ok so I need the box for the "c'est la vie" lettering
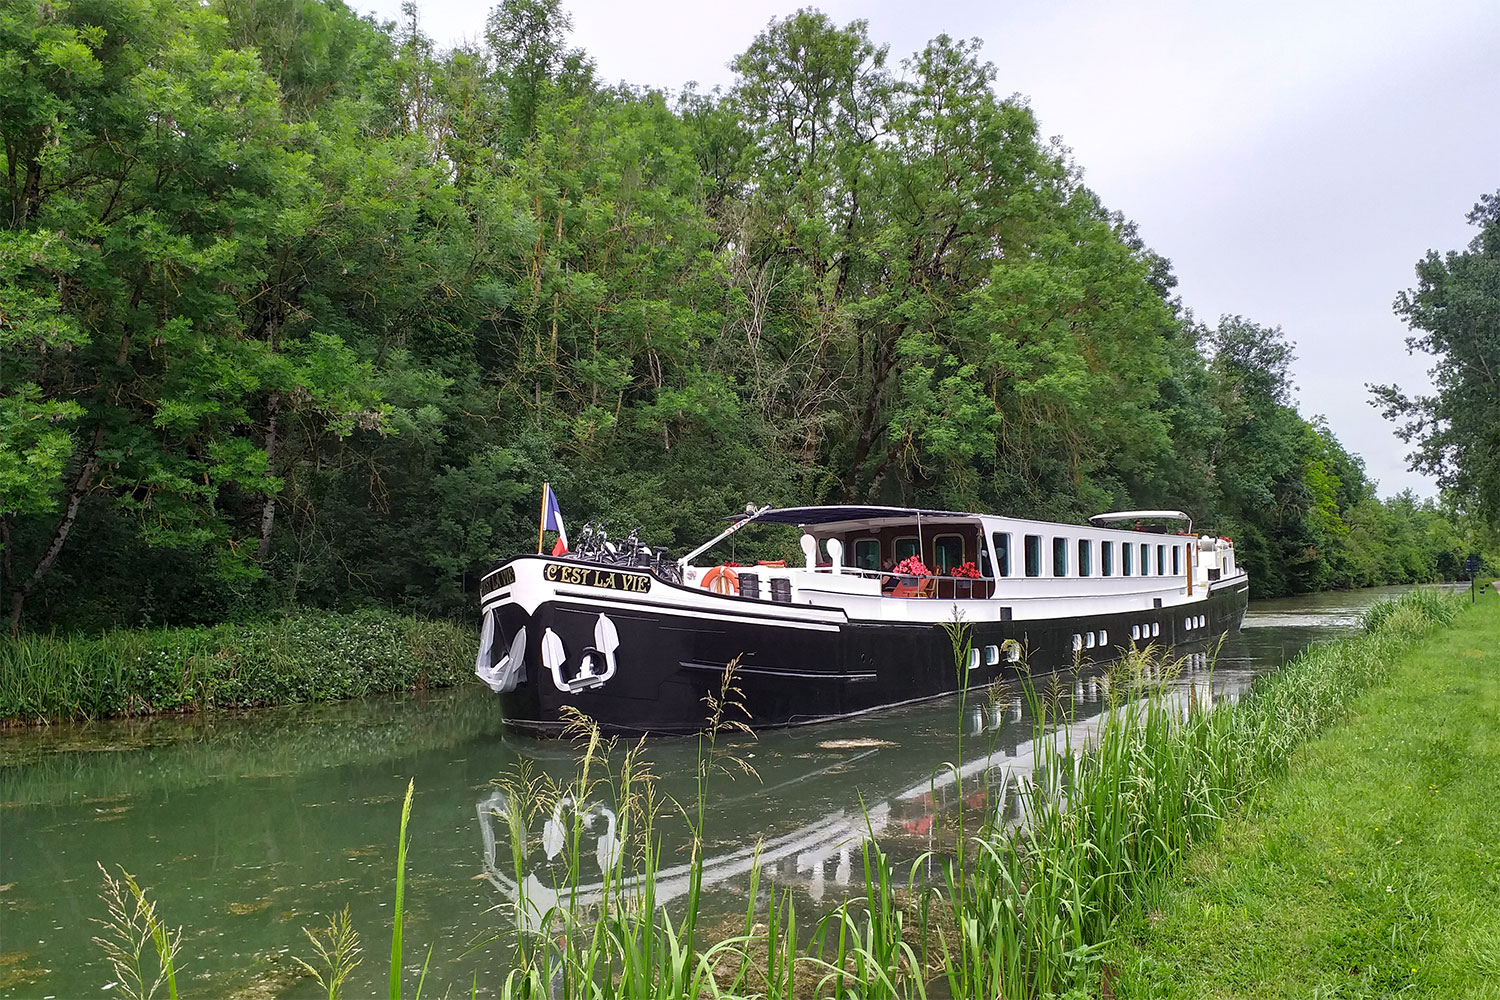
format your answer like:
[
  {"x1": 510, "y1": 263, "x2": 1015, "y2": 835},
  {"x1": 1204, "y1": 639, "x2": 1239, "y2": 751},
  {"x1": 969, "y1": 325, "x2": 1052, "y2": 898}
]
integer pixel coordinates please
[{"x1": 543, "y1": 563, "x2": 651, "y2": 593}]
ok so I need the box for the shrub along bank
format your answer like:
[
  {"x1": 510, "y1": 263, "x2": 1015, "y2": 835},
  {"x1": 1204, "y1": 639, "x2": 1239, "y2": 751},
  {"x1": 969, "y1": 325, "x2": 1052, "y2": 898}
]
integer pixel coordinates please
[
  {"x1": 0, "y1": 611, "x2": 478, "y2": 724},
  {"x1": 1106, "y1": 587, "x2": 1500, "y2": 999}
]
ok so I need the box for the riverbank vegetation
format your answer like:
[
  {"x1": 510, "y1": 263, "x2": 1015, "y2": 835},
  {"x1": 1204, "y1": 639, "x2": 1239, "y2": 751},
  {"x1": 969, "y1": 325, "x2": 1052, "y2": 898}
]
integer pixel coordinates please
[
  {"x1": 94, "y1": 588, "x2": 1461, "y2": 996},
  {"x1": 2, "y1": 0, "x2": 1490, "y2": 639},
  {"x1": 1106, "y1": 586, "x2": 1499, "y2": 998},
  {"x1": 0, "y1": 610, "x2": 474, "y2": 724}
]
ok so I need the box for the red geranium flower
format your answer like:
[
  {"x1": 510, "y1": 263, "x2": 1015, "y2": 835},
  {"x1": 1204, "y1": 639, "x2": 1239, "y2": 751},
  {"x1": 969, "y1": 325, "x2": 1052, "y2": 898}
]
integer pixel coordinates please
[{"x1": 893, "y1": 556, "x2": 931, "y2": 577}]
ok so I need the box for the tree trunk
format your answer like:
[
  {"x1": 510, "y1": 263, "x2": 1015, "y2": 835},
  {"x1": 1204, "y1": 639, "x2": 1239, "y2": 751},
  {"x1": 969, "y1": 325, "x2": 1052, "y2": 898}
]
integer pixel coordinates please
[
  {"x1": 8, "y1": 424, "x2": 103, "y2": 637},
  {"x1": 1, "y1": 515, "x2": 15, "y2": 629},
  {"x1": 256, "y1": 391, "x2": 280, "y2": 561}
]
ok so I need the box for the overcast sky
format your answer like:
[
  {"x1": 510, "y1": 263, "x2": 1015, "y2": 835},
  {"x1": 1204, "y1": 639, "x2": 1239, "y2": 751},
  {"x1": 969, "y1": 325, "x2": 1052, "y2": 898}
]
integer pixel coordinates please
[{"x1": 365, "y1": 0, "x2": 1500, "y2": 499}]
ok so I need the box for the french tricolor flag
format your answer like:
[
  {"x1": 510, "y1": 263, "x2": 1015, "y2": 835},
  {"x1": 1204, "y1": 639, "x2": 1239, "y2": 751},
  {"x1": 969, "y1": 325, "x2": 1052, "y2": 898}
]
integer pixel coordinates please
[{"x1": 539, "y1": 482, "x2": 568, "y2": 555}]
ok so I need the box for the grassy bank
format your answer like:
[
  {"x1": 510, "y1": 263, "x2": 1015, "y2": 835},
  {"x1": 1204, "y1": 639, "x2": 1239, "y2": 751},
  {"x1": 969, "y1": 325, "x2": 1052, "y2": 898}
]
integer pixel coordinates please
[
  {"x1": 1106, "y1": 588, "x2": 1500, "y2": 998},
  {"x1": 0, "y1": 611, "x2": 478, "y2": 724}
]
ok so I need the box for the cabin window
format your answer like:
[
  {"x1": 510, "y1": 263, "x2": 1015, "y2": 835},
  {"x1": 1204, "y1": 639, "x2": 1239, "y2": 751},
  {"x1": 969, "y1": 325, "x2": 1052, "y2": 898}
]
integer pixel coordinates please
[
  {"x1": 1101, "y1": 541, "x2": 1114, "y2": 576},
  {"x1": 852, "y1": 538, "x2": 880, "y2": 571},
  {"x1": 979, "y1": 543, "x2": 993, "y2": 578},
  {"x1": 1077, "y1": 539, "x2": 1092, "y2": 577},
  {"x1": 1052, "y1": 537, "x2": 1068, "y2": 577},
  {"x1": 1122, "y1": 542, "x2": 1133, "y2": 576},
  {"x1": 1154, "y1": 544, "x2": 1164, "y2": 575},
  {"x1": 992, "y1": 532, "x2": 1012, "y2": 577},
  {"x1": 934, "y1": 534, "x2": 965, "y2": 573},
  {"x1": 1024, "y1": 535, "x2": 1042, "y2": 577},
  {"x1": 1140, "y1": 543, "x2": 1150, "y2": 576},
  {"x1": 894, "y1": 536, "x2": 920, "y2": 562},
  {"x1": 1172, "y1": 545, "x2": 1181, "y2": 575}
]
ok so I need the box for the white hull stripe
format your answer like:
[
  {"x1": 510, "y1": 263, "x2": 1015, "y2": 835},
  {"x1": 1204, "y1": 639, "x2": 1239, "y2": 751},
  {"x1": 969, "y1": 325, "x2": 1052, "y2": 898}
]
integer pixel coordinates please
[{"x1": 484, "y1": 590, "x2": 845, "y2": 632}]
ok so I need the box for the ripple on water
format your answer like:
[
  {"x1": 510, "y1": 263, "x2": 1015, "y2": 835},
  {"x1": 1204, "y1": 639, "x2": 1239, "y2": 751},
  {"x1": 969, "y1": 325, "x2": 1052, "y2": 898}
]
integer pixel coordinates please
[{"x1": 1244, "y1": 612, "x2": 1364, "y2": 629}]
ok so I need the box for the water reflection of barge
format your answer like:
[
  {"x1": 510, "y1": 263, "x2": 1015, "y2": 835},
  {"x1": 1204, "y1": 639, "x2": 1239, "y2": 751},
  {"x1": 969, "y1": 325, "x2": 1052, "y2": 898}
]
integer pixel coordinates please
[
  {"x1": 476, "y1": 506, "x2": 1248, "y2": 735},
  {"x1": 476, "y1": 654, "x2": 1223, "y2": 923}
]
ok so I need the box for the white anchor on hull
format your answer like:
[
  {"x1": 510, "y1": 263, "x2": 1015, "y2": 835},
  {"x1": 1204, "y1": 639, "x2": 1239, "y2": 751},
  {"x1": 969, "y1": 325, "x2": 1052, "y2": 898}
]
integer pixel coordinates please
[
  {"x1": 475, "y1": 614, "x2": 528, "y2": 693},
  {"x1": 542, "y1": 614, "x2": 620, "y2": 693}
]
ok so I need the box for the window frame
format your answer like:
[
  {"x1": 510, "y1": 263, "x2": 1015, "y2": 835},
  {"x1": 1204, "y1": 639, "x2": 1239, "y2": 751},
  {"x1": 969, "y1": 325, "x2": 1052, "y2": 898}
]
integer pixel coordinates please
[
  {"x1": 1024, "y1": 534, "x2": 1043, "y2": 577},
  {"x1": 1052, "y1": 536, "x2": 1069, "y2": 578},
  {"x1": 1077, "y1": 538, "x2": 1092, "y2": 577},
  {"x1": 852, "y1": 537, "x2": 881, "y2": 572},
  {"x1": 893, "y1": 535, "x2": 920, "y2": 563},
  {"x1": 1101, "y1": 540, "x2": 1114, "y2": 577},
  {"x1": 992, "y1": 531, "x2": 1012, "y2": 578}
]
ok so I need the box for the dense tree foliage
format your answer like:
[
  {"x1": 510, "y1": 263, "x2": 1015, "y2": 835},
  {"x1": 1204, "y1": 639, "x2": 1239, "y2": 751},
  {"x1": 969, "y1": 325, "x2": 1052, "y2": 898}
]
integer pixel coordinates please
[{"x1": 0, "y1": 0, "x2": 1481, "y2": 632}]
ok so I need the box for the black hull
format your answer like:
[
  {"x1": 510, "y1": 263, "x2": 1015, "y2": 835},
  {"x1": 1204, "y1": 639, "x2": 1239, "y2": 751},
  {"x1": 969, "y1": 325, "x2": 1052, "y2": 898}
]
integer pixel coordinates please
[{"x1": 483, "y1": 564, "x2": 1250, "y2": 737}]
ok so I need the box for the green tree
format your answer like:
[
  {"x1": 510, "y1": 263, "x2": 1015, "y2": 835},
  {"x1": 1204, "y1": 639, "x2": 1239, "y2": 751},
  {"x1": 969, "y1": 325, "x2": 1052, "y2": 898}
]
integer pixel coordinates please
[
  {"x1": 1373, "y1": 192, "x2": 1500, "y2": 523},
  {"x1": 0, "y1": 0, "x2": 378, "y2": 631}
]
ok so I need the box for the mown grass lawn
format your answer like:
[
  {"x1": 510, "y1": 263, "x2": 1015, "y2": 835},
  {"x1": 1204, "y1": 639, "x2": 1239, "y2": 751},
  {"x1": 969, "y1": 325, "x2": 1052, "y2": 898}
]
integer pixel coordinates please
[{"x1": 1107, "y1": 587, "x2": 1500, "y2": 999}]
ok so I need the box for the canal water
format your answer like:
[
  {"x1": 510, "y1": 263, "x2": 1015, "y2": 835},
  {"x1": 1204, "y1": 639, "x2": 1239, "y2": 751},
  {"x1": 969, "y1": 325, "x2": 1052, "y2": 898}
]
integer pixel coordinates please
[{"x1": 0, "y1": 586, "x2": 1426, "y2": 997}]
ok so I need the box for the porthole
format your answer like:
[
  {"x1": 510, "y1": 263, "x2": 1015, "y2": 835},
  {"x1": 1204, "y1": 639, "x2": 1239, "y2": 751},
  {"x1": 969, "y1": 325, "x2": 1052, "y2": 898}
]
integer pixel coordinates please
[
  {"x1": 1098, "y1": 629, "x2": 1107, "y2": 645},
  {"x1": 985, "y1": 644, "x2": 1000, "y2": 666},
  {"x1": 1072, "y1": 633, "x2": 1083, "y2": 652},
  {"x1": 1085, "y1": 631, "x2": 1096, "y2": 649},
  {"x1": 1002, "y1": 639, "x2": 1022, "y2": 663},
  {"x1": 1130, "y1": 625, "x2": 1140, "y2": 641},
  {"x1": 967, "y1": 648, "x2": 981, "y2": 671},
  {"x1": 1151, "y1": 622, "x2": 1160, "y2": 638}
]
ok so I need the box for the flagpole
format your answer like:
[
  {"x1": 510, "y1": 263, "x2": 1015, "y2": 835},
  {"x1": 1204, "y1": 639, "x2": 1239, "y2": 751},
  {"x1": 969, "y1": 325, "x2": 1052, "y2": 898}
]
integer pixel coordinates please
[{"x1": 538, "y1": 482, "x2": 548, "y2": 554}]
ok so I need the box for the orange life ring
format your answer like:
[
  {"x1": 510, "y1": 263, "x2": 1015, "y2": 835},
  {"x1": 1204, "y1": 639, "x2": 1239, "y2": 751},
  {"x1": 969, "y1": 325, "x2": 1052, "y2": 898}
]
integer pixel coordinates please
[{"x1": 700, "y1": 565, "x2": 740, "y2": 595}]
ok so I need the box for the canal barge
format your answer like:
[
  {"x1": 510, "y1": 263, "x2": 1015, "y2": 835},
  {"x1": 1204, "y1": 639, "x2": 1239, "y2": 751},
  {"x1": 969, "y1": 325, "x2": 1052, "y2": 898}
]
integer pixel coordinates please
[{"x1": 475, "y1": 505, "x2": 1249, "y2": 735}]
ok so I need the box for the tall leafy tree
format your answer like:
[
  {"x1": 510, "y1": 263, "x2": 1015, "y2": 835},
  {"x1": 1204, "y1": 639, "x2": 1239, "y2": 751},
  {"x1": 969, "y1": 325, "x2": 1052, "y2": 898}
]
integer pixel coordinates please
[
  {"x1": 0, "y1": 0, "x2": 378, "y2": 631},
  {"x1": 1373, "y1": 192, "x2": 1500, "y2": 522}
]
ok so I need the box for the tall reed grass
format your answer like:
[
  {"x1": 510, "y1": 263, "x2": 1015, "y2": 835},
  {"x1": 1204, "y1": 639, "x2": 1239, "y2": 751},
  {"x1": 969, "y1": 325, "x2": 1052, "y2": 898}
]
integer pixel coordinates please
[
  {"x1": 1, "y1": 611, "x2": 476, "y2": 723},
  {"x1": 93, "y1": 864, "x2": 183, "y2": 1000}
]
